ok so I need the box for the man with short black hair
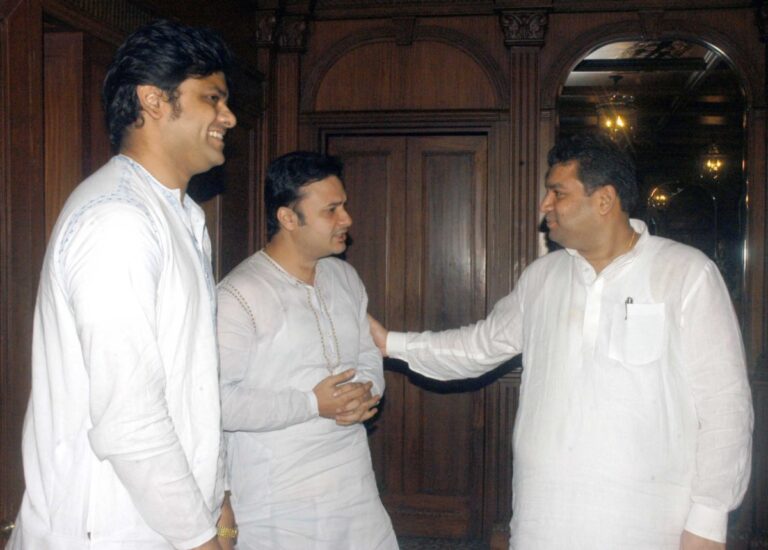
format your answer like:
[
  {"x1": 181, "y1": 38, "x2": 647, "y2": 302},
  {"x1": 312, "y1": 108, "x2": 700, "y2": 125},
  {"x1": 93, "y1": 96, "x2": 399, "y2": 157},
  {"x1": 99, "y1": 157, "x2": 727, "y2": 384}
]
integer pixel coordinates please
[
  {"x1": 217, "y1": 151, "x2": 398, "y2": 549},
  {"x1": 10, "y1": 19, "x2": 237, "y2": 549},
  {"x1": 370, "y1": 133, "x2": 753, "y2": 550}
]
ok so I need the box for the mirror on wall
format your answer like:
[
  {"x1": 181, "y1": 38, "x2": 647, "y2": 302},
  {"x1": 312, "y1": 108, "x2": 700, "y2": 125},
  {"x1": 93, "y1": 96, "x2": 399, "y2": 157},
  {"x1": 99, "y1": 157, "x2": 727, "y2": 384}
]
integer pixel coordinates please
[{"x1": 557, "y1": 39, "x2": 747, "y2": 309}]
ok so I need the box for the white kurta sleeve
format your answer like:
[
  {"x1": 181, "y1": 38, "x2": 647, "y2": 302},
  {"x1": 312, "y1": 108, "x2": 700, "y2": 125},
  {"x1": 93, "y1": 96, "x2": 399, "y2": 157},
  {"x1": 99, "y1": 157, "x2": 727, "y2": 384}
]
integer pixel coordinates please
[
  {"x1": 62, "y1": 203, "x2": 216, "y2": 549},
  {"x1": 217, "y1": 283, "x2": 318, "y2": 432},
  {"x1": 351, "y1": 272, "x2": 386, "y2": 396},
  {"x1": 680, "y1": 262, "x2": 753, "y2": 542},
  {"x1": 386, "y1": 284, "x2": 525, "y2": 381}
]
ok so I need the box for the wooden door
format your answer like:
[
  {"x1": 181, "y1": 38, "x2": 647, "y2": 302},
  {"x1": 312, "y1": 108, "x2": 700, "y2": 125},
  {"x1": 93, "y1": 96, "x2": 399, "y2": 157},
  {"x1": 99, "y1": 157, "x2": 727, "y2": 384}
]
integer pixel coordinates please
[{"x1": 328, "y1": 134, "x2": 488, "y2": 539}]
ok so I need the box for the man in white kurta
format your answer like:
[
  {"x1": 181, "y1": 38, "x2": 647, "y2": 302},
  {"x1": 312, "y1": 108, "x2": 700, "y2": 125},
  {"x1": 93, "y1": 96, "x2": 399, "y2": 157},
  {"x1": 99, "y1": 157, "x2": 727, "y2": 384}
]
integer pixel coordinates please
[
  {"x1": 372, "y1": 134, "x2": 753, "y2": 550},
  {"x1": 217, "y1": 151, "x2": 397, "y2": 549},
  {"x1": 9, "y1": 21, "x2": 238, "y2": 549}
]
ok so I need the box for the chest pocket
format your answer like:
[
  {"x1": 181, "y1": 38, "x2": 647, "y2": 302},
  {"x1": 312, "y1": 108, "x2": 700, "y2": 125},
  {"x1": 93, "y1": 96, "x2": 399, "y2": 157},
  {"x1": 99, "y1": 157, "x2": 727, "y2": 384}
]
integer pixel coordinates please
[{"x1": 608, "y1": 302, "x2": 666, "y2": 365}]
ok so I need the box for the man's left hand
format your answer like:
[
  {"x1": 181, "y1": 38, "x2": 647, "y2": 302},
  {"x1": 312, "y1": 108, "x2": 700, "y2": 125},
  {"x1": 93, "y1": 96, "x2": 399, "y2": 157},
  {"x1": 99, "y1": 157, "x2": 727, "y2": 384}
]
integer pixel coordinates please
[
  {"x1": 334, "y1": 385, "x2": 380, "y2": 426},
  {"x1": 680, "y1": 530, "x2": 725, "y2": 550}
]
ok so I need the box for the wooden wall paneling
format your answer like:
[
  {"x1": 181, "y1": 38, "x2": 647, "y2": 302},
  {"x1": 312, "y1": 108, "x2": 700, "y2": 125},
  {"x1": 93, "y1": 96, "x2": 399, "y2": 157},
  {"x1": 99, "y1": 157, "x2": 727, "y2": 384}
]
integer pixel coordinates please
[
  {"x1": 485, "y1": 374, "x2": 520, "y2": 550},
  {"x1": 325, "y1": 135, "x2": 408, "y2": 498},
  {"x1": 750, "y1": 377, "x2": 768, "y2": 549},
  {"x1": 82, "y1": 33, "x2": 114, "y2": 176},
  {"x1": 218, "y1": 123, "x2": 260, "y2": 278},
  {"x1": 0, "y1": 0, "x2": 44, "y2": 531},
  {"x1": 44, "y1": 31, "x2": 83, "y2": 239}
]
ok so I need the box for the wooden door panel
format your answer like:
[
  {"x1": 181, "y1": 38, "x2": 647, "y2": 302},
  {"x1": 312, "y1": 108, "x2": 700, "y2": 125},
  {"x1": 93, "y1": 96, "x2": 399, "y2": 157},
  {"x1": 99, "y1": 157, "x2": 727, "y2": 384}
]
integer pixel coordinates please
[
  {"x1": 326, "y1": 133, "x2": 488, "y2": 539},
  {"x1": 400, "y1": 136, "x2": 487, "y2": 537}
]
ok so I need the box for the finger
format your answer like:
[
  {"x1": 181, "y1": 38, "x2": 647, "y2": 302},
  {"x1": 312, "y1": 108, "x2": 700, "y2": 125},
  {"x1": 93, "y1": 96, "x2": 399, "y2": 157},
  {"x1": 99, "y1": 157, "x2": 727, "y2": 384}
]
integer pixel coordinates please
[
  {"x1": 332, "y1": 382, "x2": 365, "y2": 397},
  {"x1": 326, "y1": 368, "x2": 356, "y2": 386},
  {"x1": 332, "y1": 380, "x2": 372, "y2": 398}
]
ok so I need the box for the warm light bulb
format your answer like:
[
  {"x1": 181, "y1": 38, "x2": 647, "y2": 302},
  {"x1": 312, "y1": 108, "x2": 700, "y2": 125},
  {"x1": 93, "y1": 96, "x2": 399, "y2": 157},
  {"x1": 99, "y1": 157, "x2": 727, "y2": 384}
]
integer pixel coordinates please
[{"x1": 616, "y1": 116, "x2": 625, "y2": 128}]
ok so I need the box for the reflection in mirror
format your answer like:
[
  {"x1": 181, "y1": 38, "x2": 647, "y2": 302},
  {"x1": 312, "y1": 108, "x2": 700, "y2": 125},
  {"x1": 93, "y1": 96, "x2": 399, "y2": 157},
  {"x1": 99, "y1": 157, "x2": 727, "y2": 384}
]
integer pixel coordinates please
[{"x1": 558, "y1": 39, "x2": 747, "y2": 310}]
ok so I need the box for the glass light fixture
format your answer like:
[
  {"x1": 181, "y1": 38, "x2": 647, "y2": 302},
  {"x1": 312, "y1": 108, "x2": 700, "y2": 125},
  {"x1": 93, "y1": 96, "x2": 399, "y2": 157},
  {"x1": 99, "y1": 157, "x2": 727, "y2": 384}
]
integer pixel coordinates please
[
  {"x1": 596, "y1": 75, "x2": 637, "y2": 146},
  {"x1": 701, "y1": 143, "x2": 726, "y2": 180}
]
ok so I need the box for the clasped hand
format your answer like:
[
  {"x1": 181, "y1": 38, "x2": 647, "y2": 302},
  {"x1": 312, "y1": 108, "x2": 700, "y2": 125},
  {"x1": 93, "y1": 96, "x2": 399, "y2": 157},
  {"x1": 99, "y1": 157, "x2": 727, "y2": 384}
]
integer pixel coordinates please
[{"x1": 314, "y1": 369, "x2": 380, "y2": 425}]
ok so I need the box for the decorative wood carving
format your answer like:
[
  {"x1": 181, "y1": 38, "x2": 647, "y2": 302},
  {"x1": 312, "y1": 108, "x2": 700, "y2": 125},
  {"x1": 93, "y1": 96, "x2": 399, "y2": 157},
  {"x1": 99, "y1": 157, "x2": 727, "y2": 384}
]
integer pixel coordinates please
[
  {"x1": 500, "y1": 11, "x2": 547, "y2": 47},
  {"x1": 393, "y1": 16, "x2": 416, "y2": 46},
  {"x1": 47, "y1": 0, "x2": 152, "y2": 35},
  {"x1": 254, "y1": 11, "x2": 278, "y2": 45},
  {"x1": 277, "y1": 15, "x2": 309, "y2": 52},
  {"x1": 638, "y1": 10, "x2": 665, "y2": 40}
]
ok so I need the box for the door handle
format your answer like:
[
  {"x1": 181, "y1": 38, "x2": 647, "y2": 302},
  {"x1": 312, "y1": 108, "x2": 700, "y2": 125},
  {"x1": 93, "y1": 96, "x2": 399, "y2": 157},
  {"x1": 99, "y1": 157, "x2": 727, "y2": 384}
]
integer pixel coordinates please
[{"x1": 0, "y1": 519, "x2": 14, "y2": 538}]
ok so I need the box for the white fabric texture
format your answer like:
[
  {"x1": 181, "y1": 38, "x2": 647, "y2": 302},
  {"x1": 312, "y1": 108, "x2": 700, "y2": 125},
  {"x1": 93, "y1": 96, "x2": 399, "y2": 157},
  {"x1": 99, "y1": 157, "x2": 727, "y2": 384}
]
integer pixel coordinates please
[
  {"x1": 217, "y1": 252, "x2": 398, "y2": 549},
  {"x1": 387, "y1": 220, "x2": 753, "y2": 550},
  {"x1": 9, "y1": 155, "x2": 223, "y2": 549}
]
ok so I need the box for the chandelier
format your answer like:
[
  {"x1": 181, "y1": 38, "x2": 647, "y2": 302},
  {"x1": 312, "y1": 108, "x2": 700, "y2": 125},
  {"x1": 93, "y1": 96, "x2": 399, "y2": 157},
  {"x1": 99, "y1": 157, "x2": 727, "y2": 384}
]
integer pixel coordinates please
[{"x1": 596, "y1": 75, "x2": 637, "y2": 145}]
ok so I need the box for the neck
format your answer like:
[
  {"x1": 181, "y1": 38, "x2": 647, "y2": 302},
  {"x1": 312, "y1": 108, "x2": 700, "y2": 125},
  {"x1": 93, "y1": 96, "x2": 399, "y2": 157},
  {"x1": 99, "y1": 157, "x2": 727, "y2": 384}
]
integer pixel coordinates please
[
  {"x1": 121, "y1": 138, "x2": 189, "y2": 199},
  {"x1": 580, "y1": 220, "x2": 636, "y2": 274},
  {"x1": 263, "y1": 238, "x2": 317, "y2": 284}
]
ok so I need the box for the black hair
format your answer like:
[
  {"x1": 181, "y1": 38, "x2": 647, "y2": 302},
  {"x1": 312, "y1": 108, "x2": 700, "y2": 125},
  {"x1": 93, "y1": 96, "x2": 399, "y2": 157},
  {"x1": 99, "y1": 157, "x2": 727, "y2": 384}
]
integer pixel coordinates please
[
  {"x1": 102, "y1": 19, "x2": 233, "y2": 150},
  {"x1": 265, "y1": 152, "x2": 344, "y2": 240},
  {"x1": 547, "y1": 132, "x2": 639, "y2": 214}
]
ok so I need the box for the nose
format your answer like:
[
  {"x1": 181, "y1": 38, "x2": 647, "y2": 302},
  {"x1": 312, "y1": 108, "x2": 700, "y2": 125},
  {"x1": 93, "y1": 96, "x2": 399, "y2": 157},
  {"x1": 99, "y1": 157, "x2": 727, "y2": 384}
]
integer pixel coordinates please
[
  {"x1": 219, "y1": 102, "x2": 237, "y2": 129},
  {"x1": 539, "y1": 190, "x2": 553, "y2": 214},
  {"x1": 339, "y1": 207, "x2": 352, "y2": 228}
]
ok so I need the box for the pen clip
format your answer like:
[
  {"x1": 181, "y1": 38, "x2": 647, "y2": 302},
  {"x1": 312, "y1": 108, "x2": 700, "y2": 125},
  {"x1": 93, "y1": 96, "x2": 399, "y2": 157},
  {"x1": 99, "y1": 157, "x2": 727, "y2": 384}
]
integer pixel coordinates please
[{"x1": 624, "y1": 297, "x2": 633, "y2": 320}]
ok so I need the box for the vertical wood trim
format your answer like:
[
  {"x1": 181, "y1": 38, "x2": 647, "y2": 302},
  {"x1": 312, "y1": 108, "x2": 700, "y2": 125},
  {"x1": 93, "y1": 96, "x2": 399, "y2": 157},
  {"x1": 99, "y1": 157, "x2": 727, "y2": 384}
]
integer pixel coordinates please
[
  {"x1": 746, "y1": 107, "x2": 767, "y2": 367},
  {"x1": 44, "y1": 31, "x2": 84, "y2": 239},
  {"x1": 0, "y1": 0, "x2": 44, "y2": 522},
  {"x1": 509, "y1": 47, "x2": 541, "y2": 288},
  {"x1": 274, "y1": 53, "x2": 300, "y2": 157}
]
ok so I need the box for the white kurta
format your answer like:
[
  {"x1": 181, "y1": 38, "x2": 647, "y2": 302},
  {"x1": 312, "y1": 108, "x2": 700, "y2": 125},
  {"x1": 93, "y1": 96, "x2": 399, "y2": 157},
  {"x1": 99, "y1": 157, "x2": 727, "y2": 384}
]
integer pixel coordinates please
[
  {"x1": 9, "y1": 156, "x2": 224, "y2": 549},
  {"x1": 387, "y1": 220, "x2": 753, "y2": 550},
  {"x1": 217, "y1": 252, "x2": 397, "y2": 550}
]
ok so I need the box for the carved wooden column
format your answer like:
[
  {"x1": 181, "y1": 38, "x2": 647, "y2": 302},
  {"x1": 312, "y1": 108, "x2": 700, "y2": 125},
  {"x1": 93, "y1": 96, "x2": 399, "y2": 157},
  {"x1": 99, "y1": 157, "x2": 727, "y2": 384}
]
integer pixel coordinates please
[
  {"x1": 484, "y1": 11, "x2": 548, "y2": 549},
  {"x1": 273, "y1": 15, "x2": 308, "y2": 157},
  {"x1": 501, "y1": 10, "x2": 548, "y2": 284}
]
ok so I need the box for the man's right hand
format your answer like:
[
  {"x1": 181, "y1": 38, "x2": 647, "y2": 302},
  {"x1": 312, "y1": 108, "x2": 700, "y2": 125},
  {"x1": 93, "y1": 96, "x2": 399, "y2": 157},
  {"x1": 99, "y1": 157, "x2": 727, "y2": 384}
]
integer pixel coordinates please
[{"x1": 367, "y1": 314, "x2": 388, "y2": 356}]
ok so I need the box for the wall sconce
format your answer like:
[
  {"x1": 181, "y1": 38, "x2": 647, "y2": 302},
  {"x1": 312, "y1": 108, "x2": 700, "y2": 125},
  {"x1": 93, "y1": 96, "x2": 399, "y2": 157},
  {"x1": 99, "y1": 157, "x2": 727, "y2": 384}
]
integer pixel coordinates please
[{"x1": 701, "y1": 143, "x2": 726, "y2": 180}]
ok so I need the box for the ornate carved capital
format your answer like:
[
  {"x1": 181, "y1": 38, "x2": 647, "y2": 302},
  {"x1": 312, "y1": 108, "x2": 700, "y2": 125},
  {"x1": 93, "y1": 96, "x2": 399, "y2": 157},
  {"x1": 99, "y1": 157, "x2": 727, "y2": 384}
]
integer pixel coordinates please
[
  {"x1": 500, "y1": 11, "x2": 547, "y2": 47},
  {"x1": 638, "y1": 10, "x2": 665, "y2": 41},
  {"x1": 277, "y1": 16, "x2": 309, "y2": 53},
  {"x1": 254, "y1": 12, "x2": 278, "y2": 46}
]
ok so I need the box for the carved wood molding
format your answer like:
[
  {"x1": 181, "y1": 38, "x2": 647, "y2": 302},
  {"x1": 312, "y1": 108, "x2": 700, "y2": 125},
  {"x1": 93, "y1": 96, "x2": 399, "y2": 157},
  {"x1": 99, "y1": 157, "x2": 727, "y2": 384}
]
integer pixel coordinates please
[
  {"x1": 300, "y1": 23, "x2": 509, "y2": 111},
  {"x1": 393, "y1": 16, "x2": 416, "y2": 46},
  {"x1": 276, "y1": 15, "x2": 309, "y2": 52},
  {"x1": 637, "y1": 10, "x2": 665, "y2": 40},
  {"x1": 44, "y1": 0, "x2": 152, "y2": 38},
  {"x1": 253, "y1": 11, "x2": 278, "y2": 46},
  {"x1": 499, "y1": 10, "x2": 548, "y2": 47}
]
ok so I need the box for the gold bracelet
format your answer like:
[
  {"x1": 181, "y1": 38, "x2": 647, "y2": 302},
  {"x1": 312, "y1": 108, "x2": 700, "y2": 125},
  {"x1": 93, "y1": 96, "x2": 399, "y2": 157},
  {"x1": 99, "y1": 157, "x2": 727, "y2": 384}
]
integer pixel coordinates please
[{"x1": 217, "y1": 525, "x2": 238, "y2": 539}]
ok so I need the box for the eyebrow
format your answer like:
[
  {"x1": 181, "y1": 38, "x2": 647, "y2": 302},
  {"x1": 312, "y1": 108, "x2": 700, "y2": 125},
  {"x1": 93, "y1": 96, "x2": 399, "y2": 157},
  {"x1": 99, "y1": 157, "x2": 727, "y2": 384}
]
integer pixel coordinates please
[{"x1": 544, "y1": 181, "x2": 564, "y2": 190}]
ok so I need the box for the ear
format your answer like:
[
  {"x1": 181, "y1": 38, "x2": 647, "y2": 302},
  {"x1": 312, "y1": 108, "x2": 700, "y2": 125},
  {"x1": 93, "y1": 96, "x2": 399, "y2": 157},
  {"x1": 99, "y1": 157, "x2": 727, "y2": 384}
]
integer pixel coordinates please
[
  {"x1": 276, "y1": 206, "x2": 298, "y2": 232},
  {"x1": 596, "y1": 184, "x2": 619, "y2": 215},
  {"x1": 136, "y1": 84, "x2": 166, "y2": 120}
]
